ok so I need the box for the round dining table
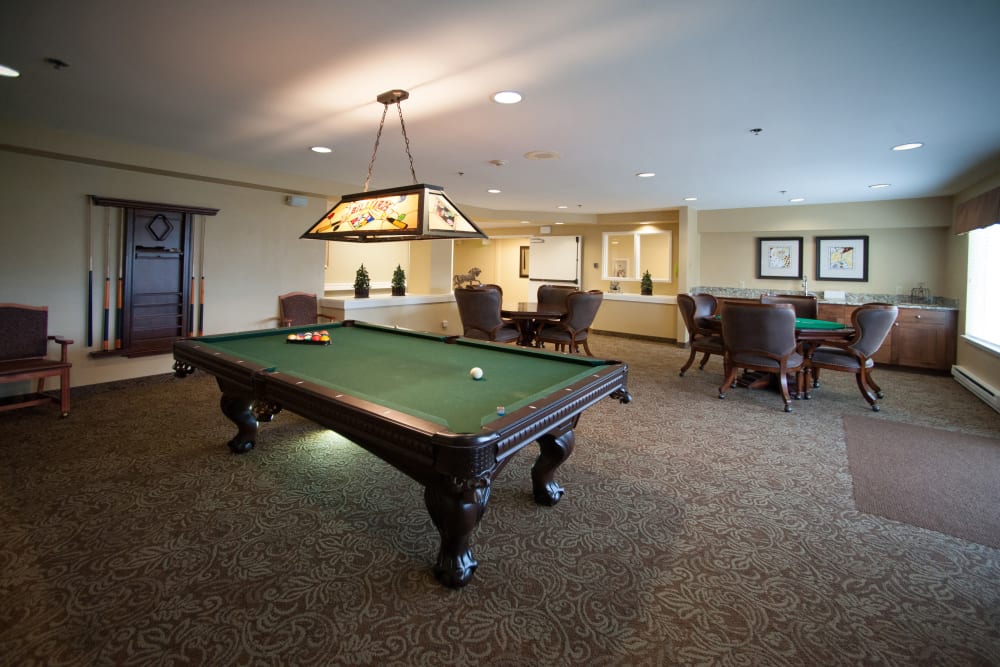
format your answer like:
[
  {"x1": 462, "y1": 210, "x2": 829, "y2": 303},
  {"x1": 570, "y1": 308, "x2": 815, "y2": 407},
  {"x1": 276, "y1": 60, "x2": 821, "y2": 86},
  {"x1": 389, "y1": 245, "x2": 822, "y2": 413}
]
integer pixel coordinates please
[{"x1": 501, "y1": 302, "x2": 566, "y2": 347}]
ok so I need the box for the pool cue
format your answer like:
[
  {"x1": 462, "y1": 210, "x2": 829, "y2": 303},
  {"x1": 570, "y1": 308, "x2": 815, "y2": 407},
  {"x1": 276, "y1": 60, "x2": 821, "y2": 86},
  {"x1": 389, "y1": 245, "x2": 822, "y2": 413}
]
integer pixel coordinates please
[
  {"x1": 102, "y1": 210, "x2": 111, "y2": 351},
  {"x1": 198, "y1": 216, "x2": 206, "y2": 336},
  {"x1": 115, "y1": 250, "x2": 123, "y2": 349},
  {"x1": 86, "y1": 199, "x2": 93, "y2": 347},
  {"x1": 189, "y1": 275, "x2": 195, "y2": 336}
]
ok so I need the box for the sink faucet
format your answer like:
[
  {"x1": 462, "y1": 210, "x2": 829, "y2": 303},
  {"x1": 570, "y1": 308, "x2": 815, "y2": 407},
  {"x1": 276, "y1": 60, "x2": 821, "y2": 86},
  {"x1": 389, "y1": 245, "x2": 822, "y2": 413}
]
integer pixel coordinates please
[{"x1": 801, "y1": 277, "x2": 809, "y2": 294}]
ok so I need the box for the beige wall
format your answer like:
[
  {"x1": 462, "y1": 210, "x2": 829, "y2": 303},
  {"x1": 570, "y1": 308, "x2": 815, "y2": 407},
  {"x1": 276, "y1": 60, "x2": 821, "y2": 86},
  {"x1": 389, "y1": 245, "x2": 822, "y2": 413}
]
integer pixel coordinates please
[
  {"x1": 0, "y1": 124, "x2": 343, "y2": 389},
  {"x1": 453, "y1": 236, "x2": 535, "y2": 303},
  {"x1": 697, "y1": 198, "x2": 955, "y2": 297}
]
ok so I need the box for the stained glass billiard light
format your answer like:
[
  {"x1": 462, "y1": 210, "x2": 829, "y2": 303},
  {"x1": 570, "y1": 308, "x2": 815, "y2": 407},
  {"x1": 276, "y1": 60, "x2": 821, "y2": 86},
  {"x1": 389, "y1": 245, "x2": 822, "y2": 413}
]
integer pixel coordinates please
[{"x1": 301, "y1": 89, "x2": 487, "y2": 243}]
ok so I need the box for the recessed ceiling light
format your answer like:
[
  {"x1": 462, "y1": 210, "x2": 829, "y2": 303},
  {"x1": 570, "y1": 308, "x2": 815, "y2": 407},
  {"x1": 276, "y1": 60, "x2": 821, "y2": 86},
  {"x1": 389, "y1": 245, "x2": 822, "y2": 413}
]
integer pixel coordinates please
[
  {"x1": 636, "y1": 172, "x2": 656, "y2": 178},
  {"x1": 0, "y1": 64, "x2": 20, "y2": 78},
  {"x1": 492, "y1": 91, "x2": 523, "y2": 104},
  {"x1": 487, "y1": 188, "x2": 501, "y2": 194},
  {"x1": 310, "y1": 146, "x2": 332, "y2": 154},
  {"x1": 892, "y1": 142, "x2": 924, "y2": 151},
  {"x1": 555, "y1": 222, "x2": 565, "y2": 225},
  {"x1": 683, "y1": 196, "x2": 698, "y2": 202},
  {"x1": 520, "y1": 220, "x2": 531, "y2": 224},
  {"x1": 524, "y1": 150, "x2": 560, "y2": 160},
  {"x1": 789, "y1": 197, "x2": 806, "y2": 203},
  {"x1": 556, "y1": 205, "x2": 568, "y2": 209},
  {"x1": 868, "y1": 183, "x2": 891, "y2": 189}
]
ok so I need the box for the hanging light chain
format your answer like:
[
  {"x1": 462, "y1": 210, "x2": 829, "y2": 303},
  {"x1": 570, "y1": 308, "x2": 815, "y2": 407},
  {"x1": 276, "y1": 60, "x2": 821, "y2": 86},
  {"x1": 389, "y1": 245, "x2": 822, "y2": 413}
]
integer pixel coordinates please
[
  {"x1": 396, "y1": 102, "x2": 418, "y2": 185},
  {"x1": 362, "y1": 103, "x2": 389, "y2": 193},
  {"x1": 362, "y1": 92, "x2": 419, "y2": 193}
]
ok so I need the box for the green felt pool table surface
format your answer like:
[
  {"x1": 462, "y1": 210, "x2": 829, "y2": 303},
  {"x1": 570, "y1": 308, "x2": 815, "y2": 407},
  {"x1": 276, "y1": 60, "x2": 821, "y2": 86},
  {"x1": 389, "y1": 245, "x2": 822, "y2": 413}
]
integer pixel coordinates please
[{"x1": 184, "y1": 321, "x2": 614, "y2": 433}]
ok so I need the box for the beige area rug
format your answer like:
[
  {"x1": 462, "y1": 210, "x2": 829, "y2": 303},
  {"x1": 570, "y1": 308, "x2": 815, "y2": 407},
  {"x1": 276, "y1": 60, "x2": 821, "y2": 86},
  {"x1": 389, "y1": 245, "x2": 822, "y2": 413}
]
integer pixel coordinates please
[{"x1": 843, "y1": 415, "x2": 1000, "y2": 549}]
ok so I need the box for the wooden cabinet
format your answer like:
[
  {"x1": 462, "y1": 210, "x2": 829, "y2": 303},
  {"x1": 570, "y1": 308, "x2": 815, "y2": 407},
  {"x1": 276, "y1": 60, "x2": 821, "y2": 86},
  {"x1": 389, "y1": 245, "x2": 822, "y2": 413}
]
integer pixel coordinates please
[
  {"x1": 817, "y1": 303, "x2": 848, "y2": 325},
  {"x1": 816, "y1": 303, "x2": 956, "y2": 371},
  {"x1": 890, "y1": 308, "x2": 957, "y2": 370},
  {"x1": 89, "y1": 196, "x2": 218, "y2": 358}
]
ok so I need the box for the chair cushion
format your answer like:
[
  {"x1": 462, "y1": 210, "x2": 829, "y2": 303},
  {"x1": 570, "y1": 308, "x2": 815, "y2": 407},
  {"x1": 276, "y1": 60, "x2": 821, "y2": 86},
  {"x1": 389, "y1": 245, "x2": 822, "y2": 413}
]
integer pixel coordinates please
[
  {"x1": 465, "y1": 322, "x2": 519, "y2": 343},
  {"x1": 810, "y1": 347, "x2": 872, "y2": 371},
  {"x1": 730, "y1": 351, "x2": 804, "y2": 369},
  {"x1": 692, "y1": 335, "x2": 724, "y2": 353}
]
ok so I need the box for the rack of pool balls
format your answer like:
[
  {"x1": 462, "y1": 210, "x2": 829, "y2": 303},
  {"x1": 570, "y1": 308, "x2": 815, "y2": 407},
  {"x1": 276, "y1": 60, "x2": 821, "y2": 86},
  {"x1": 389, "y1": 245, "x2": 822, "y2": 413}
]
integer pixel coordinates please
[{"x1": 286, "y1": 330, "x2": 331, "y2": 345}]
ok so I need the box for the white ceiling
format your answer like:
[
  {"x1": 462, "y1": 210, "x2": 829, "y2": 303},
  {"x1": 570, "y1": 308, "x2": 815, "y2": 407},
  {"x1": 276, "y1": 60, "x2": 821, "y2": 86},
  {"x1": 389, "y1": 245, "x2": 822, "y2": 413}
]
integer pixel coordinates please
[{"x1": 2, "y1": 0, "x2": 1000, "y2": 219}]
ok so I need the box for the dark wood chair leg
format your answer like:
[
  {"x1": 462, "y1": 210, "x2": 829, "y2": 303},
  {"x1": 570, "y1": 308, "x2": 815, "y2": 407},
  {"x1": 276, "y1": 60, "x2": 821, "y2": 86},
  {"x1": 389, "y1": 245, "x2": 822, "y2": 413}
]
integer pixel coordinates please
[
  {"x1": 865, "y1": 369, "x2": 885, "y2": 398},
  {"x1": 680, "y1": 348, "x2": 698, "y2": 376},
  {"x1": 719, "y1": 367, "x2": 738, "y2": 399},
  {"x1": 854, "y1": 372, "x2": 879, "y2": 411},
  {"x1": 777, "y1": 371, "x2": 793, "y2": 412}
]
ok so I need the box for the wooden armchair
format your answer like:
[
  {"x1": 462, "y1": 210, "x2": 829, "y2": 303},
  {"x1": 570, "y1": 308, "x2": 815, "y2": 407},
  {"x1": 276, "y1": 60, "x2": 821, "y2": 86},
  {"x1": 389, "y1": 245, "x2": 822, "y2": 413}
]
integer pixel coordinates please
[
  {"x1": 760, "y1": 293, "x2": 818, "y2": 319},
  {"x1": 718, "y1": 302, "x2": 805, "y2": 412},
  {"x1": 454, "y1": 286, "x2": 520, "y2": 343},
  {"x1": 536, "y1": 284, "x2": 576, "y2": 312},
  {"x1": 808, "y1": 303, "x2": 898, "y2": 411},
  {"x1": 278, "y1": 292, "x2": 335, "y2": 327},
  {"x1": 0, "y1": 304, "x2": 73, "y2": 417},
  {"x1": 677, "y1": 293, "x2": 724, "y2": 376},
  {"x1": 535, "y1": 290, "x2": 604, "y2": 355}
]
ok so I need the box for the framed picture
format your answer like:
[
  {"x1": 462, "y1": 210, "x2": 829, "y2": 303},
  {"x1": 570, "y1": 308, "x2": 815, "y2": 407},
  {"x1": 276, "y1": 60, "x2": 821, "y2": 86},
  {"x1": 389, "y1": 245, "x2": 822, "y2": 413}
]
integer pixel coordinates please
[
  {"x1": 815, "y1": 236, "x2": 869, "y2": 281},
  {"x1": 756, "y1": 237, "x2": 803, "y2": 279},
  {"x1": 519, "y1": 245, "x2": 530, "y2": 278},
  {"x1": 612, "y1": 258, "x2": 629, "y2": 279}
]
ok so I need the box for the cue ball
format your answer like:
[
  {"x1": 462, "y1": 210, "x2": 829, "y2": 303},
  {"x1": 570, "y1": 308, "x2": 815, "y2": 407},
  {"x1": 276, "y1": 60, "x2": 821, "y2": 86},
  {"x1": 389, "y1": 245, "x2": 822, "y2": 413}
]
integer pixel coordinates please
[{"x1": 470, "y1": 367, "x2": 483, "y2": 380}]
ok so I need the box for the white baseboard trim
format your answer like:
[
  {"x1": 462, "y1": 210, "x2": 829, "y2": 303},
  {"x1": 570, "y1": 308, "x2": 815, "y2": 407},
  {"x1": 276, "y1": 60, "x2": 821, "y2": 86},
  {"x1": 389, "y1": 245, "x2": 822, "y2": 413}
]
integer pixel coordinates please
[{"x1": 951, "y1": 365, "x2": 1000, "y2": 414}]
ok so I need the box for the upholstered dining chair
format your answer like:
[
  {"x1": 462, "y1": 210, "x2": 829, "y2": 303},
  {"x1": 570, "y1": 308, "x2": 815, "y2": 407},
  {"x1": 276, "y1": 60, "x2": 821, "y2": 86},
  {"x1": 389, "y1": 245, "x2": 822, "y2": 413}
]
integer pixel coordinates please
[
  {"x1": 278, "y1": 292, "x2": 335, "y2": 327},
  {"x1": 536, "y1": 284, "x2": 577, "y2": 311},
  {"x1": 677, "y1": 293, "x2": 725, "y2": 376},
  {"x1": 808, "y1": 302, "x2": 898, "y2": 411},
  {"x1": 535, "y1": 290, "x2": 604, "y2": 355},
  {"x1": 453, "y1": 286, "x2": 520, "y2": 343},
  {"x1": 760, "y1": 293, "x2": 819, "y2": 319},
  {"x1": 718, "y1": 302, "x2": 806, "y2": 412}
]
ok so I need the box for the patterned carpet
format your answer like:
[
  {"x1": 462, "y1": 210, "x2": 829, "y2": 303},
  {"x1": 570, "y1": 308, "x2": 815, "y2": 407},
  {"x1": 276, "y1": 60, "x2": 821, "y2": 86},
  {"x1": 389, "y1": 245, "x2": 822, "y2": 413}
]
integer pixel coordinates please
[{"x1": 1, "y1": 334, "x2": 998, "y2": 666}]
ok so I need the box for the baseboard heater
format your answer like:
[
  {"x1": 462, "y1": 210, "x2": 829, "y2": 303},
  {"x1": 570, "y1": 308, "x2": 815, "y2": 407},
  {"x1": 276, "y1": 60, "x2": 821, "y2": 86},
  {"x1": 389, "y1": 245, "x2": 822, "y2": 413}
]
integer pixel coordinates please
[{"x1": 951, "y1": 365, "x2": 1000, "y2": 414}]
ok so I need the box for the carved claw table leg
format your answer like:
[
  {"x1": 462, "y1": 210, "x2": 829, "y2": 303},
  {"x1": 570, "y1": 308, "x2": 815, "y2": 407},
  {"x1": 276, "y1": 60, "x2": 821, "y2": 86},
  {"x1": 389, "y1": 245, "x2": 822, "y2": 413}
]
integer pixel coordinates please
[{"x1": 424, "y1": 478, "x2": 491, "y2": 588}]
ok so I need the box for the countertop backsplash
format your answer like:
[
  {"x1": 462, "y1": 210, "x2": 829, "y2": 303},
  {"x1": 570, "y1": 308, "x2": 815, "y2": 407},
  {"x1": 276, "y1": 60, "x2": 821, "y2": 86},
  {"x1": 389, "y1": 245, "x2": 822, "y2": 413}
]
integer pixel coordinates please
[{"x1": 692, "y1": 286, "x2": 959, "y2": 310}]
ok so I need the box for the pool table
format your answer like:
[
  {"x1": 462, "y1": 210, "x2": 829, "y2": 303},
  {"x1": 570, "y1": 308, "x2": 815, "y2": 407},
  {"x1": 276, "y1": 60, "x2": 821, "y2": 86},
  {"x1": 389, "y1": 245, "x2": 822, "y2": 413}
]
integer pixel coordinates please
[{"x1": 173, "y1": 320, "x2": 631, "y2": 588}]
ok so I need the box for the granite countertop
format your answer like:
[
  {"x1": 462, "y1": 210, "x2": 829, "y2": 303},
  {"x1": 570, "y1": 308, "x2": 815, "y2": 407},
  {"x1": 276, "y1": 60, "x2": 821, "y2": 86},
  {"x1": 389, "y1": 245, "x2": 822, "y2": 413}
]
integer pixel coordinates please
[
  {"x1": 693, "y1": 287, "x2": 958, "y2": 310},
  {"x1": 819, "y1": 299, "x2": 956, "y2": 311}
]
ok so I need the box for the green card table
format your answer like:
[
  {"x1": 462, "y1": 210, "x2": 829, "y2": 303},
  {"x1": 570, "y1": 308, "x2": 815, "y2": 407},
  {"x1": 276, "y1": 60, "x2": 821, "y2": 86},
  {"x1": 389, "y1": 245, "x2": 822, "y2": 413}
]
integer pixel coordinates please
[
  {"x1": 173, "y1": 320, "x2": 631, "y2": 588},
  {"x1": 708, "y1": 314, "x2": 853, "y2": 340},
  {"x1": 788, "y1": 316, "x2": 854, "y2": 341}
]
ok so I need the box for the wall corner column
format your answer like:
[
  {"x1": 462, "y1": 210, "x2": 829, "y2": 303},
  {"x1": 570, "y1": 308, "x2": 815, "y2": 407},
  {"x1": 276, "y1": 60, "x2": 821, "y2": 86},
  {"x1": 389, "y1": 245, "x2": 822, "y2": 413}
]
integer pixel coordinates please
[{"x1": 676, "y1": 206, "x2": 700, "y2": 343}]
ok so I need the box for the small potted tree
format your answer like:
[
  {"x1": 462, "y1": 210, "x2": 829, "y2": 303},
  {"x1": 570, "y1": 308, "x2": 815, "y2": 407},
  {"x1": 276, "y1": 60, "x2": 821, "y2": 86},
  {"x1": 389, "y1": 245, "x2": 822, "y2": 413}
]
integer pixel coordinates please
[
  {"x1": 640, "y1": 270, "x2": 653, "y2": 295},
  {"x1": 354, "y1": 263, "x2": 370, "y2": 299},
  {"x1": 391, "y1": 264, "x2": 406, "y2": 296}
]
